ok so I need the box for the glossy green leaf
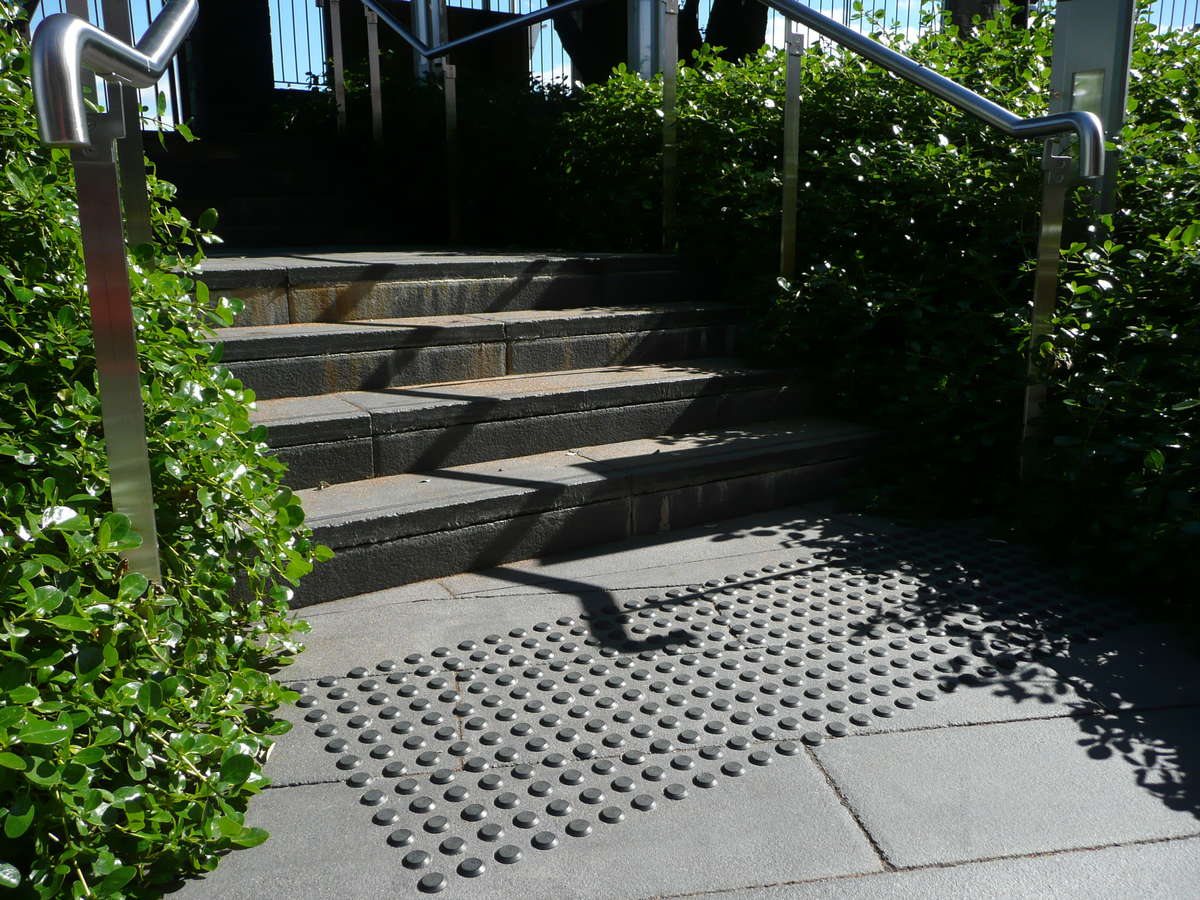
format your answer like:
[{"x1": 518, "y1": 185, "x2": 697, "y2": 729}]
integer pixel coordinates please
[
  {"x1": 0, "y1": 753, "x2": 25, "y2": 771},
  {"x1": 230, "y1": 826, "x2": 269, "y2": 848},
  {"x1": 16, "y1": 721, "x2": 70, "y2": 745},
  {"x1": 3, "y1": 804, "x2": 33, "y2": 839},
  {"x1": 0, "y1": 862, "x2": 20, "y2": 889},
  {"x1": 218, "y1": 753, "x2": 254, "y2": 786}
]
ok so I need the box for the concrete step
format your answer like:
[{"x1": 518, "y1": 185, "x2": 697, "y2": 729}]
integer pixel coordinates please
[
  {"x1": 216, "y1": 304, "x2": 736, "y2": 399},
  {"x1": 292, "y1": 418, "x2": 878, "y2": 607},
  {"x1": 198, "y1": 250, "x2": 696, "y2": 326},
  {"x1": 252, "y1": 361, "x2": 803, "y2": 489}
]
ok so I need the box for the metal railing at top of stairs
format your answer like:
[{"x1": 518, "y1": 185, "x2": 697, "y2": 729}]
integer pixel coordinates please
[
  {"x1": 344, "y1": 0, "x2": 1102, "y2": 250},
  {"x1": 351, "y1": 0, "x2": 1101, "y2": 173},
  {"x1": 27, "y1": 0, "x2": 1109, "y2": 581},
  {"x1": 344, "y1": 0, "x2": 1103, "y2": 468}
]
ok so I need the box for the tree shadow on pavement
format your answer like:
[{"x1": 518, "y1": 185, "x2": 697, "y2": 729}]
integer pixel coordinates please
[{"x1": 771, "y1": 514, "x2": 1200, "y2": 822}]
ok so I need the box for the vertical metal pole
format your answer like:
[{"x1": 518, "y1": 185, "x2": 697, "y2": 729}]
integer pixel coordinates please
[
  {"x1": 443, "y1": 61, "x2": 461, "y2": 242},
  {"x1": 570, "y1": 9, "x2": 582, "y2": 84},
  {"x1": 660, "y1": 0, "x2": 678, "y2": 251},
  {"x1": 413, "y1": 0, "x2": 431, "y2": 79},
  {"x1": 432, "y1": 0, "x2": 446, "y2": 45},
  {"x1": 101, "y1": 0, "x2": 152, "y2": 247},
  {"x1": 1020, "y1": 150, "x2": 1072, "y2": 481},
  {"x1": 72, "y1": 128, "x2": 163, "y2": 583},
  {"x1": 325, "y1": 0, "x2": 347, "y2": 132},
  {"x1": 780, "y1": 32, "x2": 804, "y2": 279},
  {"x1": 630, "y1": 0, "x2": 655, "y2": 77},
  {"x1": 66, "y1": 0, "x2": 97, "y2": 107},
  {"x1": 365, "y1": 6, "x2": 383, "y2": 144}
]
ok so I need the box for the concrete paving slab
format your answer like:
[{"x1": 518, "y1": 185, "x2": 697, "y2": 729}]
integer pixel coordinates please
[
  {"x1": 289, "y1": 560, "x2": 1173, "y2": 744},
  {"x1": 266, "y1": 678, "x2": 464, "y2": 788},
  {"x1": 176, "y1": 740, "x2": 879, "y2": 900},
  {"x1": 168, "y1": 783, "x2": 401, "y2": 900},
  {"x1": 436, "y1": 504, "x2": 851, "y2": 598},
  {"x1": 705, "y1": 835, "x2": 1200, "y2": 900},
  {"x1": 814, "y1": 708, "x2": 1200, "y2": 867},
  {"x1": 177, "y1": 506, "x2": 1200, "y2": 900},
  {"x1": 287, "y1": 587, "x2": 662, "y2": 681}
]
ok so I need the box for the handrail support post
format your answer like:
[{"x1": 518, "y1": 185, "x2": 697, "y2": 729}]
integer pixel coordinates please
[
  {"x1": 442, "y1": 59, "x2": 461, "y2": 242},
  {"x1": 319, "y1": 0, "x2": 348, "y2": 133},
  {"x1": 780, "y1": 31, "x2": 804, "y2": 280},
  {"x1": 30, "y1": 0, "x2": 203, "y2": 584},
  {"x1": 71, "y1": 120, "x2": 163, "y2": 583},
  {"x1": 1020, "y1": 150, "x2": 1074, "y2": 482},
  {"x1": 101, "y1": 0, "x2": 153, "y2": 247},
  {"x1": 365, "y1": 6, "x2": 383, "y2": 144},
  {"x1": 660, "y1": 0, "x2": 678, "y2": 252}
]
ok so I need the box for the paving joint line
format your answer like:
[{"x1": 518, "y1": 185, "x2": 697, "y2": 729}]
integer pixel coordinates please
[
  {"x1": 839, "y1": 699, "x2": 1200, "y2": 740},
  {"x1": 803, "y1": 745, "x2": 894, "y2": 871},
  {"x1": 647, "y1": 830, "x2": 1200, "y2": 899}
]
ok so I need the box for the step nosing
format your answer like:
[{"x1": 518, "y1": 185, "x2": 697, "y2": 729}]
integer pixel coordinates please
[
  {"x1": 200, "y1": 253, "x2": 688, "y2": 290},
  {"x1": 308, "y1": 449, "x2": 872, "y2": 552},
  {"x1": 213, "y1": 304, "x2": 736, "y2": 361},
  {"x1": 255, "y1": 369, "x2": 797, "y2": 441}
]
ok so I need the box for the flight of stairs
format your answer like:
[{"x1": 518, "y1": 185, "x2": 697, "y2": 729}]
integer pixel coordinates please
[{"x1": 202, "y1": 250, "x2": 878, "y2": 607}]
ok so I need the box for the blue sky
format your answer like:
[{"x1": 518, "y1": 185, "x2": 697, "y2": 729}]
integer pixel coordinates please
[{"x1": 29, "y1": 0, "x2": 1198, "y2": 97}]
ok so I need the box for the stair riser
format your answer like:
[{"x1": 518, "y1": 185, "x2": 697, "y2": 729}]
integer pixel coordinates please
[
  {"x1": 307, "y1": 431, "x2": 876, "y2": 552},
  {"x1": 291, "y1": 457, "x2": 860, "y2": 607},
  {"x1": 223, "y1": 270, "x2": 694, "y2": 327},
  {"x1": 274, "y1": 438, "x2": 374, "y2": 491},
  {"x1": 218, "y1": 307, "x2": 731, "y2": 363},
  {"x1": 274, "y1": 387, "x2": 799, "y2": 489},
  {"x1": 228, "y1": 326, "x2": 734, "y2": 400}
]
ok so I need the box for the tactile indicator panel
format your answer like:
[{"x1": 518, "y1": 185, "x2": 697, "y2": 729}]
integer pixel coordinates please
[{"x1": 287, "y1": 527, "x2": 1132, "y2": 894}]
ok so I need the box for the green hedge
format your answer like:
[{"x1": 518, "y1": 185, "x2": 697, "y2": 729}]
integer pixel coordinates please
[
  {"x1": 552, "y1": 4, "x2": 1199, "y2": 610},
  {"x1": 0, "y1": 5, "x2": 326, "y2": 896}
]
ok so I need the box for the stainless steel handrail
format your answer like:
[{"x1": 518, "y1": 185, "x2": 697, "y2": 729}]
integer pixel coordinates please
[
  {"x1": 32, "y1": 0, "x2": 198, "y2": 148},
  {"x1": 29, "y1": 0, "x2": 201, "y2": 583},
  {"x1": 359, "y1": 0, "x2": 430, "y2": 56},
  {"x1": 360, "y1": 0, "x2": 605, "y2": 60},
  {"x1": 765, "y1": 0, "x2": 1104, "y2": 178},
  {"x1": 352, "y1": 0, "x2": 1102, "y2": 183}
]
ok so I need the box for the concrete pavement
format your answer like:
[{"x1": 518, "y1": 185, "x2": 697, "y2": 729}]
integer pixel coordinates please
[{"x1": 170, "y1": 505, "x2": 1200, "y2": 899}]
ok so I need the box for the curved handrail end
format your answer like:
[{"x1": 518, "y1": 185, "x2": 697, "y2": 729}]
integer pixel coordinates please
[
  {"x1": 1020, "y1": 110, "x2": 1105, "y2": 180},
  {"x1": 32, "y1": 1, "x2": 198, "y2": 149}
]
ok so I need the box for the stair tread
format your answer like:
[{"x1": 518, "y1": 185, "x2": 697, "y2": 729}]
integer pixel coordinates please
[
  {"x1": 215, "y1": 302, "x2": 735, "y2": 361},
  {"x1": 299, "y1": 417, "x2": 878, "y2": 547},
  {"x1": 252, "y1": 360, "x2": 794, "y2": 444},
  {"x1": 200, "y1": 249, "x2": 684, "y2": 290}
]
